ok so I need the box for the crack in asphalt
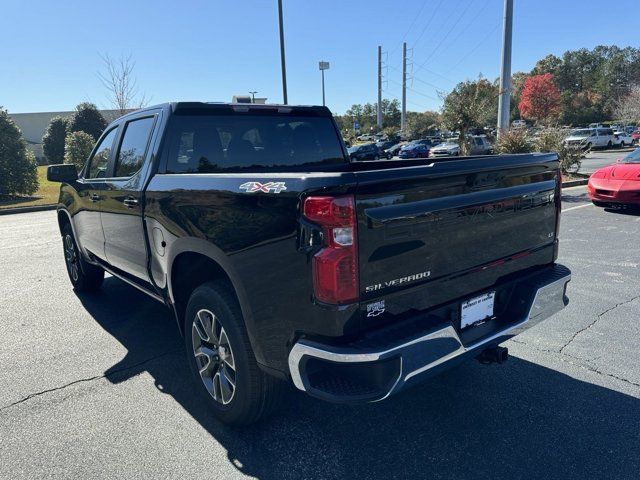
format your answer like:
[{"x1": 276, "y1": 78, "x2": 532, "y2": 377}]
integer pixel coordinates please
[
  {"x1": 509, "y1": 338, "x2": 640, "y2": 389},
  {"x1": 0, "y1": 349, "x2": 181, "y2": 413},
  {"x1": 559, "y1": 294, "x2": 640, "y2": 354}
]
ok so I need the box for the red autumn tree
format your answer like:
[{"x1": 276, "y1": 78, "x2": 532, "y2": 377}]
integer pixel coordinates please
[{"x1": 518, "y1": 73, "x2": 561, "y2": 124}]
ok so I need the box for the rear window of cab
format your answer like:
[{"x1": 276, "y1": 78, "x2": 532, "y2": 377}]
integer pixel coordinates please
[{"x1": 162, "y1": 114, "x2": 347, "y2": 173}]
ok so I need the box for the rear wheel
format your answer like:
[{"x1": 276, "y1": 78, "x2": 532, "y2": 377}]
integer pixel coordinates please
[
  {"x1": 592, "y1": 201, "x2": 607, "y2": 207},
  {"x1": 61, "y1": 224, "x2": 104, "y2": 292},
  {"x1": 184, "y1": 281, "x2": 283, "y2": 426},
  {"x1": 607, "y1": 140, "x2": 613, "y2": 149}
]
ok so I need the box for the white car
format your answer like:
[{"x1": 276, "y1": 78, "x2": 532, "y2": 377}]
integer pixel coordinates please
[
  {"x1": 357, "y1": 134, "x2": 376, "y2": 141},
  {"x1": 430, "y1": 140, "x2": 460, "y2": 157},
  {"x1": 564, "y1": 127, "x2": 616, "y2": 150},
  {"x1": 430, "y1": 136, "x2": 492, "y2": 157},
  {"x1": 613, "y1": 131, "x2": 633, "y2": 148}
]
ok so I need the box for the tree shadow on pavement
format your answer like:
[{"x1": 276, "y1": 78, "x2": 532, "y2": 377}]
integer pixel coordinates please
[{"x1": 78, "y1": 277, "x2": 640, "y2": 480}]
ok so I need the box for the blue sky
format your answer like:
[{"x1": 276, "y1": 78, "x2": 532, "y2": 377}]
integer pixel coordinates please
[{"x1": 2, "y1": 0, "x2": 638, "y2": 115}]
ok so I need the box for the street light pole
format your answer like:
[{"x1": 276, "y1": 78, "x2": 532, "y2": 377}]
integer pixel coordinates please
[
  {"x1": 319, "y1": 61, "x2": 330, "y2": 107},
  {"x1": 277, "y1": 0, "x2": 288, "y2": 104},
  {"x1": 249, "y1": 91, "x2": 257, "y2": 103}
]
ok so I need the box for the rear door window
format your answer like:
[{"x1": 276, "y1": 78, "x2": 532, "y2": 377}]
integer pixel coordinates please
[{"x1": 163, "y1": 114, "x2": 346, "y2": 173}]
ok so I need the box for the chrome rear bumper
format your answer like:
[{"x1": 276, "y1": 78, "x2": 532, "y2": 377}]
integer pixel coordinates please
[{"x1": 288, "y1": 264, "x2": 571, "y2": 403}]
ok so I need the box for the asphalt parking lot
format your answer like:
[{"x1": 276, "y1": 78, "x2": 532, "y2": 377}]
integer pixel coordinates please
[
  {"x1": 1, "y1": 186, "x2": 639, "y2": 479},
  {"x1": 578, "y1": 148, "x2": 635, "y2": 174}
]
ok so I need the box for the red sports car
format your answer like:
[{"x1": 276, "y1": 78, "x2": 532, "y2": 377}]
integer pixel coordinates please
[{"x1": 588, "y1": 148, "x2": 640, "y2": 207}]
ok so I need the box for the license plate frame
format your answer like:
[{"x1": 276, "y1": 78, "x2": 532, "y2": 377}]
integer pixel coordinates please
[{"x1": 460, "y1": 291, "x2": 496, "y2": 329}]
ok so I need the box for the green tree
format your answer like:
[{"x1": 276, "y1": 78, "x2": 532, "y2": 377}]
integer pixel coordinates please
[
  {"x1": 405, "y1": 111, "x2": 441, "y2": 138},
  {"x1": 0, "y1": 108, "x2": 38, "y2": 196},
  {"x1": 64, "y1": 131, "x2": 95, "y2": 170},
  {"x1": 42, "y1": 116, "x2": 68, "y2": 164},
  {"x1": 441, "y1": 78, "x2": 498, "y2": 154},
  {"x1": 68, "y1": 102, "x2": 107, "y2": 141}
]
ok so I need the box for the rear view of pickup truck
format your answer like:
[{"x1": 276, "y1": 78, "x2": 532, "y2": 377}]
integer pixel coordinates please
[{"x1": 48, "y1": 102, "x2": 570, "y2": 425}]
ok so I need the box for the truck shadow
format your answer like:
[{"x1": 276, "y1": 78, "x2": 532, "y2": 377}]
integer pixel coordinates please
[{"x1": 79, "y1": 277, "x2": 640, "y2": 480}]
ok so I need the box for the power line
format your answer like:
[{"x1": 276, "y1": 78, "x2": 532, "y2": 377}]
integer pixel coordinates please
[
  {"x1": 445, "y1": 24, "x2": 500, "y2": 75},
  {"x1": 388, "y1": 78, "x2": 439, "y2": 102},
  {"x1": 411, "y1": 0, "x2": 446, "y2": 48},
  {"x1": 414, "y1": 0, "x2": 476, "y2": 75},
  {"x1": 389, "y1": 0, "x2": 428, "y2": 57}
]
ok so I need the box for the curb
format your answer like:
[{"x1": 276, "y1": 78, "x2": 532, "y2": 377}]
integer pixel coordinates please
[
  {"x1": 0, "y1": 204, "x2": 57, "y2": 216},
  {"x1": 562, "y1": 179, "x2": 588, "y2": 187}
]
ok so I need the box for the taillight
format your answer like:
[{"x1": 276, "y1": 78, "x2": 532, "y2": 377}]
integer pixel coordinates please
[{"x1": 303, "y1": 195, "x2": 358, "y2": 304}]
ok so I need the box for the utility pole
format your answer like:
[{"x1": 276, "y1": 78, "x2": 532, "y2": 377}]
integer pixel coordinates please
[
  {"x1": 497, "y1": 0, "x2": 513, "y2": 136},
  {"x1": 277, "y1": 0, "x2": 288, "y2": 104},
  {"x1": 401, "y1": 42, "x2": 407, "y2": 134},
  {"x1": 377, "y1": 45, "x2": 382, "y2": 130}
]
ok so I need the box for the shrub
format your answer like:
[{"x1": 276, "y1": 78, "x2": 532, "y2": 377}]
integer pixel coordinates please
[
  {"x1": 64, "y1": 131, "x2": 94, "y2": 170},
  {"x1": 68, "y1": 102, "x2": 107, "y2": 141},
  {"x1": 496, "y1": 128, "x2": 533, "y2": 154},
  {"x1": 0, "y1": 108, "x2": 39, "y2": 196},
  {"x1": 42, "y1": 116, "x2": 68, "y2": 164},
  {"x1": 535, "y1": 127, "x2": 584, "y2": 173}
]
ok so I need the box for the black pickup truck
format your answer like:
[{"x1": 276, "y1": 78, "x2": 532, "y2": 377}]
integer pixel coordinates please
[{"x1": 48, "y1": 102, "x2": 571, "y2": 425}]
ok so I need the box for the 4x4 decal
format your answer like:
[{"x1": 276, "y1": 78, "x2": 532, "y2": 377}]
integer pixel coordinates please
[{"x1": 239, "y1": 181, "x2": 287, "y2": 193}]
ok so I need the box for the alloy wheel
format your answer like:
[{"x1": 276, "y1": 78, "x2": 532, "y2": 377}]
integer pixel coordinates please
[
  {"x1": 192, "y1": 308, "x2": 237, "y2": 405},
  {"x1": 64, "y1": 234, "x2": 79, "y2": 282}
]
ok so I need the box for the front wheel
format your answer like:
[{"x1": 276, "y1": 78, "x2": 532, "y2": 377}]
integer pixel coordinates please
[
  {"x1": 607, "y1": 140, "x2": 612, "y2": 149},
  {"x1": 185, "y1": 281, "x2": 283, "y2": 426},
  {"x1": 61, "y1": 224, "x2": 104, "y2": 292}
]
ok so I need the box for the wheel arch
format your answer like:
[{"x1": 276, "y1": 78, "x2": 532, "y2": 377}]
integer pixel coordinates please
[{"x1": 165, "y1": 238, "x2": 263, "y2": 363}]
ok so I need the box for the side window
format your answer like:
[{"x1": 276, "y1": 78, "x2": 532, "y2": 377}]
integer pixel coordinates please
[
  {"x1": 474, "y1": 137, "x2": 483, "y2": 145},
  {"x1": 87, "y1": 128, "x2": 118, "y2": 179},
  {"x1": 113, "y1": 117, "x2": 155, "y2": 178}
]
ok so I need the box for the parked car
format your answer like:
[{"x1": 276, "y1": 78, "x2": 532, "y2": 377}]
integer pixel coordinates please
[
  {"x1": 631, "y1": 129, "x2": 640, "y2": 145},
  {"x1": 357, "y1": 133, "x2": 376, "y2": 141},
  {"x1": 564, "y1": 128, "x2": 615, "y2": 150},
  {"x1": 469, "y1": 135, "x2": 493, "y2": 155},
  {"x1": 348, "y1": 143, "x2": 383, "y2": 161},
  {"x1": 376, "y1": 140, "x2": 396, "y2": 157},
  {"x1": 512, "y1": 119, "x2": 527, "y2": 128},
  {"x1": 429, "y1": 136, "x2": 492, "y2": 157},
  {"x1": 411, "y1": 138, "x2": 438, "y2": 148},
  {"x1": 430, "y1": 140, "x2": 460, "y2": 157},
  {"x1": 588, "y1": 147, "x2": 640, "y2": 208},
  {"x1": 399, "y1": 143, "x2": 430, "y2": 159},
  {"x1": 46, "y1": 102, "x2": 571, "y2": 425},
  {"x1": 613, "y1": 131, "x2": 633, "y2": 148},
  {"x1": 385, "y1": 142, "x2": 405, "y2": 158}
]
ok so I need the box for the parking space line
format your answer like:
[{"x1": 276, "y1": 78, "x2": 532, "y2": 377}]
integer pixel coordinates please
[{"x1": 562, "y1": 203, "x2": 593, "y2": 213}]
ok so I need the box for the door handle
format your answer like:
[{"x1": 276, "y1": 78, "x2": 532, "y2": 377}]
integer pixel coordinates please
[
  {"x1": 123, "y1": 197, "x2": 139, "y2": 208},
  {"x1": 90, "y1": 194, "x2": 100, "y2": 202}
]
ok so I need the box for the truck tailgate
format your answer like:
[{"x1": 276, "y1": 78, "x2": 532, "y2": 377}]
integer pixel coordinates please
[{"x1": 355, "y1": 153, "x2": 560, "y2": 320}]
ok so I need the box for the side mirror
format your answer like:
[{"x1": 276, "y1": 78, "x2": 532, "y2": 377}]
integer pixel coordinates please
[{"x1": 47, "y1": 164, "x2": 78, "y2": 183}]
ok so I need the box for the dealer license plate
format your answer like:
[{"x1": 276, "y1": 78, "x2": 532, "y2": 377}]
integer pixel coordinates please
[{"x1": 460, "y1": 292, "x2": 495, "y2": 329}]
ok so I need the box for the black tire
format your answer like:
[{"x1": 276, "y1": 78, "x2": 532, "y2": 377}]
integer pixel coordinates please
[
  {"x1": 607, "y1": 141, "x2": 612, "y2": 149},
  {"x1": 592, "y1": 201, "x2": 607, "y2": 207},
  {"x1": 620, "y1": 141, "x2": 626, "y2": 148},
  {"x1": 61, "y1": 224, "x2": 104, "y2": 292},
  {"x1": 586, "y1": 142, "x2": 592, "y2": 150},
  {"x1": 184, "y1": 281, "x2": 283, "y2": 426}
]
